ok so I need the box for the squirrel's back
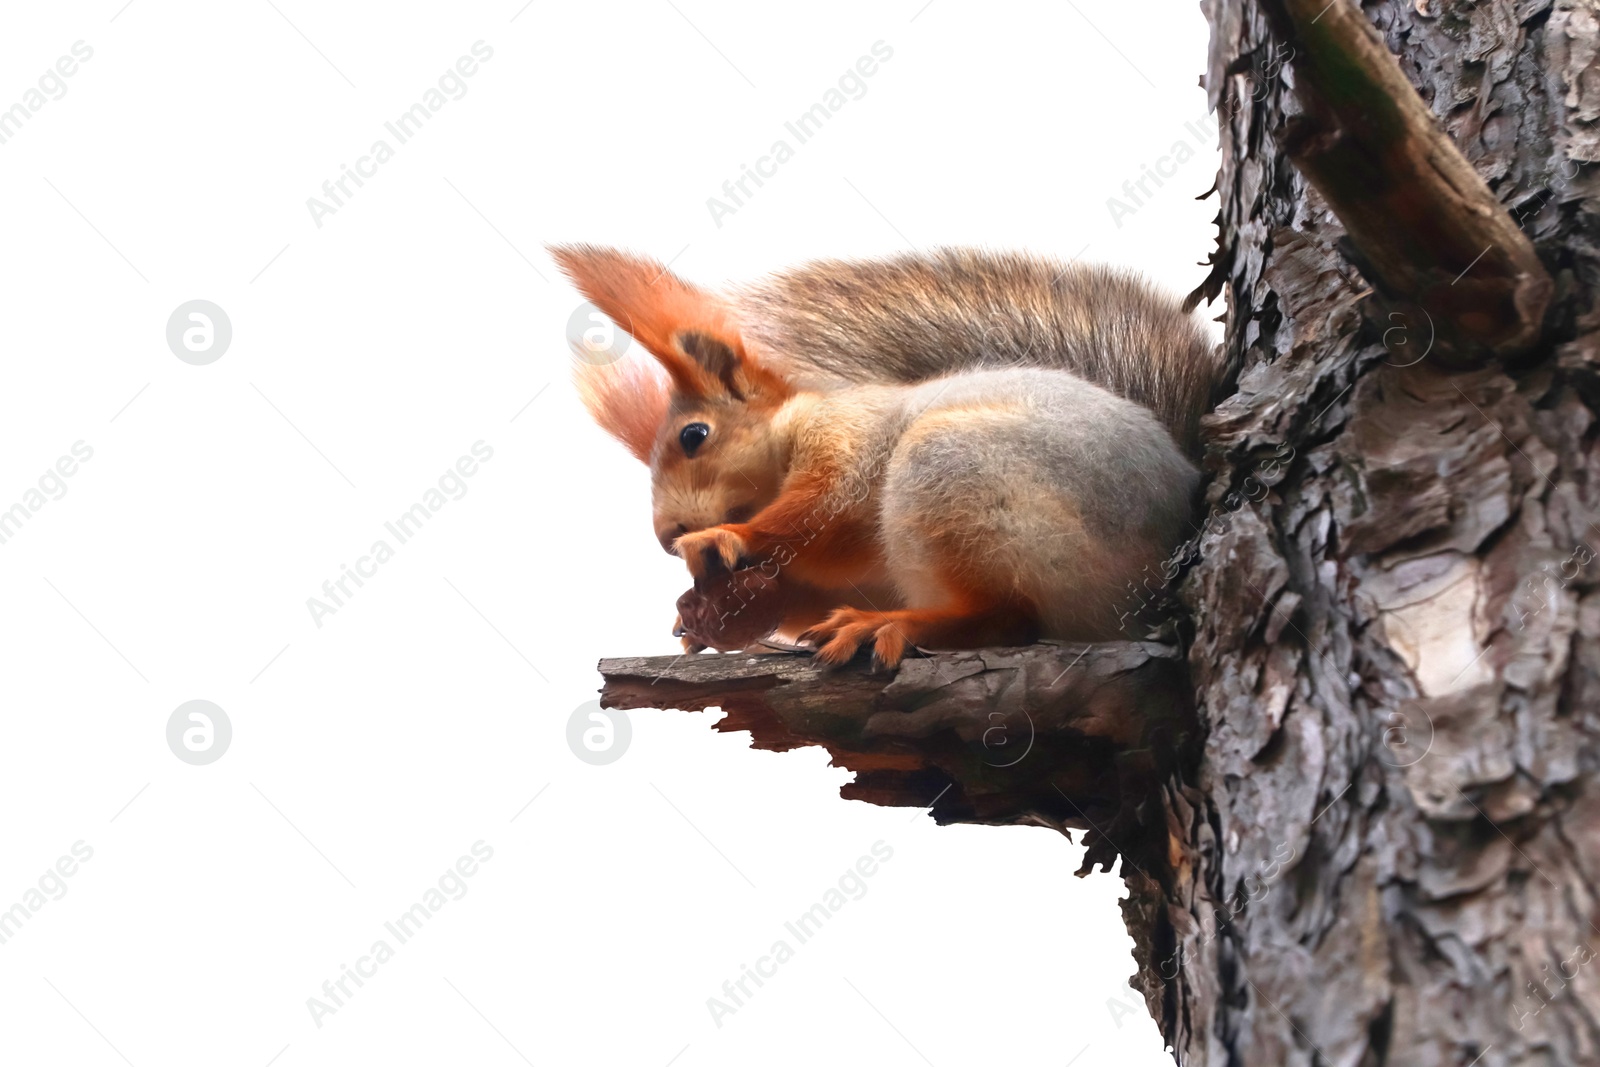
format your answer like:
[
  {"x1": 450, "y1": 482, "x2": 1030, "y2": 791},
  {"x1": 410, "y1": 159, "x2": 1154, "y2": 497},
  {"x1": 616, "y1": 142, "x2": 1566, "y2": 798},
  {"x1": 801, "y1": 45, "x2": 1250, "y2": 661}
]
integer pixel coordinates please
[{"x1": 736, "y1": 248, "x2": 1223, "y2": 454}]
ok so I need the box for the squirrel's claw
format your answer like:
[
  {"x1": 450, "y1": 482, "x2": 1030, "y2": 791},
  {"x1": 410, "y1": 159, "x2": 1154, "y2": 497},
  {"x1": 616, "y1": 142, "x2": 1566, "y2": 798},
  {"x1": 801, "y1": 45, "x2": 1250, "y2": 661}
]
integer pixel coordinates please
[
  {"x1": 671, "y1": 613, "x2": 708, "y2": 653},
  {"x1": 801, "y1": 607, "x2": 913, "y2": 668}
]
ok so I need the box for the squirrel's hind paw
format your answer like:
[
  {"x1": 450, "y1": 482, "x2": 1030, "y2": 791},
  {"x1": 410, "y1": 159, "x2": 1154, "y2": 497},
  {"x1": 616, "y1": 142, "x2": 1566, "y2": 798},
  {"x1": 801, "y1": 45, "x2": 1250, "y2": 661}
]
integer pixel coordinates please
[
  {"x1": 801, "y1": 603, "x2": 1037, "y2": 668},
  {"x1": 800, "y1": 607, "x2": 912, "y2": 669}
]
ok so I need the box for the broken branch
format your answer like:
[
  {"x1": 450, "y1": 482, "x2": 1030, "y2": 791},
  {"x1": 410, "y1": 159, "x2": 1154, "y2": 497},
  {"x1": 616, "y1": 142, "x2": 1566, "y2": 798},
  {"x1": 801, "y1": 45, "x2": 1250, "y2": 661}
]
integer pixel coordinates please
[
  {"x1": 1257, "y1": 0, "x2": 1553, "y2": 360},
  {"x1": 598, "y1": 641, "x2": 1197, "y2": 876}
]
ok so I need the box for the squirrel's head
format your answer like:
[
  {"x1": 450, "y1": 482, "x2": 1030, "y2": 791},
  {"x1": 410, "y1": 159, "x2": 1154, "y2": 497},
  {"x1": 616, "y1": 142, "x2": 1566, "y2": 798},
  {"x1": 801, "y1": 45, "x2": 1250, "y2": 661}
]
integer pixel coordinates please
[{"x1": 553, "y1": 245, "x2": 795, "y2": 555}]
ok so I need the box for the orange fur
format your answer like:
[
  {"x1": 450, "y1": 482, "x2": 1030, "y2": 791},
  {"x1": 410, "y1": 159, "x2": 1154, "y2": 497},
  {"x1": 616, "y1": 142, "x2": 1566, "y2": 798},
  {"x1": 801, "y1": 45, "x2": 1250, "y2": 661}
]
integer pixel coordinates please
[
  {"x1": 551, "y1": 244, "x2": 790, "y2": 404},
  {"x1": 573, "y1": 355, "x2": 670, "y2": 463},
  {"x1": 729, "y1": 468, "x2": 885, "y2": 590},
  {"x1": 550, "y1": 245, "x2": 717, "y2": 394},
  {"x1": 674, "y1": 525, "x2": 752, "y2": 576},
  {"x1": 802, "y1": 600, "x2": 1040, "y2": 667}
]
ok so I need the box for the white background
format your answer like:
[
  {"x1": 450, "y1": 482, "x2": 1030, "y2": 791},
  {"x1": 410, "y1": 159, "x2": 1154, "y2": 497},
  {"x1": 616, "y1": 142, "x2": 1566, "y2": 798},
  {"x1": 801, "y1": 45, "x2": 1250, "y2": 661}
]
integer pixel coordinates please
[{"x1": 0, "y1": 2, "x2": 1217, "y2": 1064}]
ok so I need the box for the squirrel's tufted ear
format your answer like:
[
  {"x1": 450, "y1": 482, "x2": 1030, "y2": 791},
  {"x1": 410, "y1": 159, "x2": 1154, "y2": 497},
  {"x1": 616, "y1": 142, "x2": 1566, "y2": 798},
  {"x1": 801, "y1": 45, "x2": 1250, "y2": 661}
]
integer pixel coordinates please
[
  {"x1": 572, "y1": 354, "x2": 669, "y2": 464},
  {"x1": 549, "y1": 244, "x2": 790, "y2": 404}
]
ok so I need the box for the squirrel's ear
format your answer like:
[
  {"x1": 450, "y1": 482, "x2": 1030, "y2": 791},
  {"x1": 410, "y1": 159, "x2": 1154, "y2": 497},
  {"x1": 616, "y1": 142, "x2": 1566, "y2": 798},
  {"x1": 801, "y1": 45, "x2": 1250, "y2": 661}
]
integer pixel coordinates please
[
  {"x1": 573, "y1": 355, "x2": 668, "y2": 464},
  {"x1": 549, "y1": 244, "x2": 789, "y2": 403}
]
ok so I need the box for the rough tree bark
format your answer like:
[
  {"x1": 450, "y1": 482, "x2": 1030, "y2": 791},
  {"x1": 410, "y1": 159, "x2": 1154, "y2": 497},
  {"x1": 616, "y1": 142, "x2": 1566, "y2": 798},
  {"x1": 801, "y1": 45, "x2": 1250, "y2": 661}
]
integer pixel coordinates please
[
  {"x1": 601, "y1": 642, "x2": 1197, "y2": 852},
  {"x1": 1167, "y1": 0, "x2": 1599, "y2": 1062},
  {"x1": 597, "y1": 1, "x2": 1600, "y2": 1062}
]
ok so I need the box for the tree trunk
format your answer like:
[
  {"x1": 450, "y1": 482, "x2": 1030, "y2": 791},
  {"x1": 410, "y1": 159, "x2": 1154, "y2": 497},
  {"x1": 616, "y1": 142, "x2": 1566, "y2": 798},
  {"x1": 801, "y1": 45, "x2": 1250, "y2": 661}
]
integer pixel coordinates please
[
  {"x1": 597, "y1": 2, "x2": 1600, "y2": 1062},
  {"x1": 1162, "y1": 0, "x2": 1600, "y2": 1062}
]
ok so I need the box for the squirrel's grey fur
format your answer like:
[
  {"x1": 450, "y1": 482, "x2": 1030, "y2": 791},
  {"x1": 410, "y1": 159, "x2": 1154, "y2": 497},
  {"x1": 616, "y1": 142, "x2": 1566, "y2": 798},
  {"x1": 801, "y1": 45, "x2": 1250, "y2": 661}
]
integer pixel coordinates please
[{"x1": 736, "y1": 248, "x2": 1223, "y2": 456}]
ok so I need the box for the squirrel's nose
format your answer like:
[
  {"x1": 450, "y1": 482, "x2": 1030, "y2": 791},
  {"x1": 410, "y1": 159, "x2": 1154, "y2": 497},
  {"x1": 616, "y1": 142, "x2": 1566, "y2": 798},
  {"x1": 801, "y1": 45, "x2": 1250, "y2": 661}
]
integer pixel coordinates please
[{"x1": 659, "y1": 523, "x2": 688, "y2": 554}]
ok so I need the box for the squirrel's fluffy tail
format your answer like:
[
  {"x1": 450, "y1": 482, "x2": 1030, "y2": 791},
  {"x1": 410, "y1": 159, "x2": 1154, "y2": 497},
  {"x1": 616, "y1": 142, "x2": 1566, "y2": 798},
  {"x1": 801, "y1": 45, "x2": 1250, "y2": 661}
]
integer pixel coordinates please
[{"x1": 735, "y1": 248, "x2": 1224, "y2": 455}]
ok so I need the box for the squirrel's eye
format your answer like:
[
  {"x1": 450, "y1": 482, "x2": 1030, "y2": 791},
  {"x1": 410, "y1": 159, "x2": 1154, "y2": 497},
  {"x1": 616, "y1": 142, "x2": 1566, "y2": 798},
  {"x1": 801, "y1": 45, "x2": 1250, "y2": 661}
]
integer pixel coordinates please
[{"x1": 679, "y1": 422, "x2": 710, "y2": 457}]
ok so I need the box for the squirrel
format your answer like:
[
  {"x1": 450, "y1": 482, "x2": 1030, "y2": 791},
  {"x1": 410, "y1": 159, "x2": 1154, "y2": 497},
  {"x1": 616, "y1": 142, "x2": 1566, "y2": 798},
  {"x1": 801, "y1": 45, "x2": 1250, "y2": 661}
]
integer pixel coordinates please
[{"x1": 554, "y1": 245, "x2": 1225, "y2": 667}]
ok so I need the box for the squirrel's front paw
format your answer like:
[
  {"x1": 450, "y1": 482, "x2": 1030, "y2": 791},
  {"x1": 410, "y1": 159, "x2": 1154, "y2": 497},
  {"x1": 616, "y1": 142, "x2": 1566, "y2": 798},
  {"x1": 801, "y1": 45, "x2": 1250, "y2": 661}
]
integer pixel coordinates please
[{"x1": 672, "y1": 525, "x2": 751, "y2": 580}]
